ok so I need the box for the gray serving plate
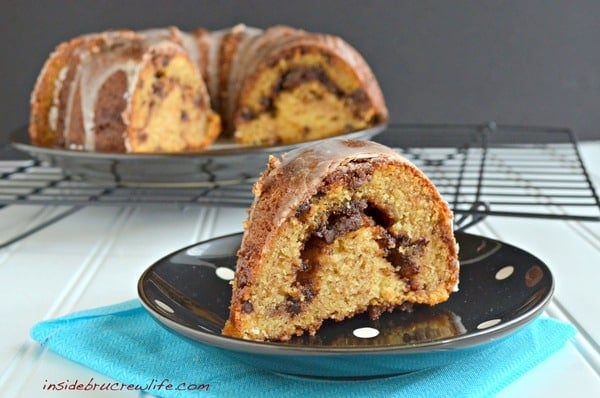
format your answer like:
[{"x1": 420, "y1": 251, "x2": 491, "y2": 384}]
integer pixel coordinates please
[
  {"x1": 138, "y1": 231, "x2": 554, "y2": 379},
  {"x1": 11, "y1": 124, "x2": 385, "y2": 187}
]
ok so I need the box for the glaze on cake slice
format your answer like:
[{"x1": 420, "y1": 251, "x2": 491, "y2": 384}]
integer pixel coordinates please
[{"x1": 223, "y1": 139, "x2": 459, "y2": 341}]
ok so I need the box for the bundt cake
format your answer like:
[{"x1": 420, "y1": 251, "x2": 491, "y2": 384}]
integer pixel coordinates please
[
  {"x1": 29, "y1": 24, "x2": 388, "y2": 153},
  {"x1": 222, "y1": 139, "x2": 459, "y2": 341}
]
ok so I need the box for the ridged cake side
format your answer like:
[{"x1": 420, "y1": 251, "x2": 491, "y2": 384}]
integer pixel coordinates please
[{"x1": 29, "y1": 28, "x2": 220, "y2": 153}]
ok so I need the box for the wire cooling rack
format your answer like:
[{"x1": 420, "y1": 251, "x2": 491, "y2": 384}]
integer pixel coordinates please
[
  {"x1": 380, "y1": 123, "x2": 600, "y2": 223},
  {"x1": 1, "y1": 122, "x2": 599, "y2": 246}
]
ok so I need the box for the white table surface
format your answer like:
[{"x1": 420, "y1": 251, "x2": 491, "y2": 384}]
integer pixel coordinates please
[{"x1": 0, "y1": 141, "x2": 599, "y2": 397}]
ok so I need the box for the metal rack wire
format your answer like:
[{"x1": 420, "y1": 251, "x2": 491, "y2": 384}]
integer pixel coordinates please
[{"x1": 1, "y1": 123, "x2": 599, "y2": 246}]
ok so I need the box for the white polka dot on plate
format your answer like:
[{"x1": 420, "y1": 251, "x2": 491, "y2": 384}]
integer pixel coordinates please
[
  {"x1": 215, "y1": 266, "x2": 235, "y2": 281},
  {"x1": 477, "y1": 319, "x2": 502, "y2": 329},
  {"x1": 155, "y1": 299, "x2": 175, "y2": 314},
  {"x1": 353, "y1": 327, "x2": 380, "y2": 339},
  {"x1": 495, "y1": 265, "x2": 514, "y2": 280}
]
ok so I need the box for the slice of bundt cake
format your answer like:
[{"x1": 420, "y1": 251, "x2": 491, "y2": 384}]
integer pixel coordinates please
[
  {"x1": 222, "y1": 139, "x2": 459, "y2": 341},
  {"x1": 29, "y1": 27, "x2": 220, "y2": 153},
  {"x1": 229, "y1": 26, "x2": 388, "y2": 146}
]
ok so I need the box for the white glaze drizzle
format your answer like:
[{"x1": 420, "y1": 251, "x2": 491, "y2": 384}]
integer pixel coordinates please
[
  {"x1": 64, "y1": 29, "x2": 193, "y2": 151},
  {"x1": 79, "y1": 47, "x2": 141, "y2": 151},
  {"x1": 63, "y1": 50, "x2": 85, "y2": 149},
  {"x1": 48, "y1": 66, "x2": 68, "y2": 131}
]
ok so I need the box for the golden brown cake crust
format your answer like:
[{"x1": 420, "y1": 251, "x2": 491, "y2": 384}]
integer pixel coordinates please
[{"x1": 223, "y1": 139, "x2": 459, "y2": 341}]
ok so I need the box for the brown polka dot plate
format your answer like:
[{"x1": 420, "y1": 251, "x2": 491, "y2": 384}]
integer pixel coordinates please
[
  {"x1": 137, "y1": 231, "x2": 554, "y2": 379},
  {"x1": 11, "y1": 124, "x2": 385, "y2": 187}
]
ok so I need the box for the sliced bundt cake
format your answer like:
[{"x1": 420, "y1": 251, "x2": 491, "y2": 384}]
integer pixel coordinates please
[{"x1": 29, "y1": 24, "x2": 387, "y2": 152}]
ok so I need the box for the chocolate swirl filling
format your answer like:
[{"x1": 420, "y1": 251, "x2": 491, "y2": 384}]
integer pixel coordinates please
[
  {"x1": 239, "y1": 65, "x2": 373, "y2": 122},
  {"x1": 289, "y1": 198, "x2": 429, "y2": 316}
]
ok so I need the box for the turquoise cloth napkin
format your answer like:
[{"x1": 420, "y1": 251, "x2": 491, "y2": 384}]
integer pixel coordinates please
[{"x1": 31, "y1": 300, "x2": 575, "y2": 398}]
